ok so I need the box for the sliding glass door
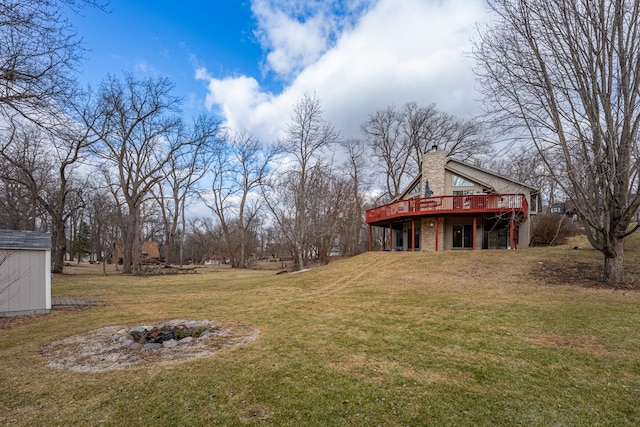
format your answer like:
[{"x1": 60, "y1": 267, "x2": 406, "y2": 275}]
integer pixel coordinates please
[{"x1": 452, "y1": 224, "x2": 472, "y2": 249}]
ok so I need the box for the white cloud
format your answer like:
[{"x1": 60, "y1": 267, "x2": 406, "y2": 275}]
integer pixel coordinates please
[
  {"x1": 196, "y1": 0, "x2": 488, "y2": 143},
  {"x1": 252, "y1": 3, "x2": 329, "y2": 78},
  {"x1": 250, "y1": 0, "x2": 373, "y2": 80}
]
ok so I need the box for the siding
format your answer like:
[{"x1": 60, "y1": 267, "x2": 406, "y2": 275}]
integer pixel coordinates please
[{"x1": 0, "y1": 230, "x2": 51, "y2": 316}]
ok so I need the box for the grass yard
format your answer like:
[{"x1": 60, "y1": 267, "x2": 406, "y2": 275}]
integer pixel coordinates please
[{"x1": 1, "y1": 236, "x2": 640, "y2": 426}]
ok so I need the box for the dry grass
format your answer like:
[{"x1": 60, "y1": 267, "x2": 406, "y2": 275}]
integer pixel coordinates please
[{"x1": 1, "y1": 236, "x2": 640, "y2": 426}]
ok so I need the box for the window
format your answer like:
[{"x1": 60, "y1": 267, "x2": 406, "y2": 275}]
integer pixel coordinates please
[
  {"x1": 408, "y1": 182, "x2": 420, "y2": 196},
  {"x1": 530, "y1": 194, "x2": 538, "y2": 212},
  {"x1": 451, "y1": 174, "x2": 474, "y2": 187},
  {"x1": 395, "y1": 229, "x2": 403, "y2": 248}
]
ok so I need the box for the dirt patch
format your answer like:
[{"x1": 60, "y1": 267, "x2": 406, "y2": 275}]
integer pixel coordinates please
[
  {"x1": 525, "y1": 332, "x2": 605, "y2": 354},
  {"x1": 533, "y1": 258, "x2": 640, "y2": 290},
  {"x1": 40, "y1": 319, "x2": 260, "y2": 372},
  {"x1": 238, "y1": 404, "x2": 272, "y2": 424},
  {"x1": 0, "y1": 313, "x2": 42, "y2": 330}
]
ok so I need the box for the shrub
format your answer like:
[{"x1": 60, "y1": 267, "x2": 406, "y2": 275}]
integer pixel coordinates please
[{"x1": 531, "y1": 212, "x2": 580, "y2": 246}]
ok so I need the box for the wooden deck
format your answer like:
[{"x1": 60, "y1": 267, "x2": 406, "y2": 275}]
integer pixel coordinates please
[{"x1": 366, "y1": 193, "x2": 529, "y2": 225}]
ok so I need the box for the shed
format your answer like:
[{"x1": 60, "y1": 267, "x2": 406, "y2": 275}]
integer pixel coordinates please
[{"x1": 0, "y1": 230, "x2": 52, "y2": 316}]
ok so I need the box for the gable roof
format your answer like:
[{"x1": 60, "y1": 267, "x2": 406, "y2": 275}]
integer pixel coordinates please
[
  {"x1": 0, "y1": 229, "x2": 51, "y2": 250},
  {"x1": 446, "y1": 158, "x2": 539, "y2": 193},
  {"x1": 396, "y1": 157, "x2": 539, "y2": 201},
  {"x1": 112, "y1": 241, "x2": 161, "y2": 260}
]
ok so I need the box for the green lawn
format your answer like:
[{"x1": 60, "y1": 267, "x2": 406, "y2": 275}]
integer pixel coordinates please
[{"x1": 1, "y1": 237, "x2": 640, "y2": 426}]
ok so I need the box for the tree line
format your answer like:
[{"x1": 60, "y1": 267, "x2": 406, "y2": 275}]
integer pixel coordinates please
[
  {"x1": 0, "y1": 2, "x2": 497, "y2": 274},
  {"x1": 2, "y1": 0, "x2": 640, "y2": 283}
]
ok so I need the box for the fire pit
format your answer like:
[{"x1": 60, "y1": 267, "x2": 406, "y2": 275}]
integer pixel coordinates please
[
  {"x1": 41, "y1": 319, "x2": 260, "y2": 372},
  {"x1": 123, "y1": 320, "x2": 216, "y2": 349}
]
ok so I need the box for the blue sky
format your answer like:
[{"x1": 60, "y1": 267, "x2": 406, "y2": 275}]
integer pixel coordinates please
[
  {"x1": 70, "y1": 1, "x2": 266, "y2": 106},
  {"x1": 69, "y1": 0, "x2": 488, "y2": 142}
]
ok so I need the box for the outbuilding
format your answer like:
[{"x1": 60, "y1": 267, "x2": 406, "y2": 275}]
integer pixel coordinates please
[{"x1": 0, "y1": 230, "x2": 52, "y2": 316}]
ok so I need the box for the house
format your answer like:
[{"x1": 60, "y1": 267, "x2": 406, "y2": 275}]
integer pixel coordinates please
[
  {"x1": 204, "y1": 255, "x2": 224, "y2": 265},
  {"x1": 0, "y1": 229, "x2": 52, "y2": 316},
  {"x1": 111, "y1": 241, "x2": 161, "y2": 264},
  {"x1": 365, "y1": 150, "x2": 539, "y2": 251},
  {"x1": 549, "y1": 200, "x2": 579, "y2": 221}
]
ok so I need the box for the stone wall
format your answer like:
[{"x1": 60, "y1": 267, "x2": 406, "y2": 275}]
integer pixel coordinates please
[{"x1": 420, "y1": 217, "x2": 445, "y2": 251}]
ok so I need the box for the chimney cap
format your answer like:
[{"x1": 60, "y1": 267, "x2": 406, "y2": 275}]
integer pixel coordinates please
[{"x1": 430, "y1": 144, "x2": 438, "y2": 152}]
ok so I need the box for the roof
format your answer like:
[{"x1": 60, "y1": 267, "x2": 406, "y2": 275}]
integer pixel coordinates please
[
  {"x1": 141, "y1": 241, "x2": 160, "y2": 259},
  {"x1": 396, "y1": 156, "x2": 539, "y2": 200},
  {"x1": 0, "y1": 229, "x2": 51, "y2": 250},
  {"x1": 113, "y1": 241, "x2": 161, "y2": 259},
  {"x1": 446, "y1": 158, "x2": 539, "y2": 193}
]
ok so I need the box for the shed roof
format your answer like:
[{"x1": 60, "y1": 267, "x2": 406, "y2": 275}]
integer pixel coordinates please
[{"x1": 0, "y1": 229, "x2": 52, "y2": 250}]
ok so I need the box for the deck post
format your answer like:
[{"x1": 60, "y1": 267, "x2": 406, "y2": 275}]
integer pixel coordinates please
[
  {"x1": 510, "y1": 212, "x2": 515, "y2": 249},
  {"x1": 389, "y1": 223, "x2": 393, "y2": 252},
  {"x1": 369, "y1": 225, "x2": 373, "y2": 252},
  {"x1": 473, "y1": 216, "x2": 477, "y2": 250},
  {"x1": 435, "y1": 217, "x2": 439, "y2": 251},
  {"x1": 411, "y1": 219, "x2": 415, "y2": 251}
]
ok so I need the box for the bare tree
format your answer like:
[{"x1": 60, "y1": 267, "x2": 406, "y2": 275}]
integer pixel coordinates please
[
  {"x1": 363, "y1": 102, "x2": 491, "y2": 200},
  {"x1": 361, "y1": 106, "x2": 408, "y2": 199},
  {"x1": 184, "y1": 216, "x2": 226, "y2": 265},
  {"x1": 0, "y1": 121, "x2": 92, "y2": 273},
  {"x1": 305, "y1": 165, "x2": 351, "y2": 264},
  {"x1": 205, "y1": 131, "x2": 276, "y2": 268},
  {"x1": 338, "y1": 138, "x2": 371, "y2": 256},
  {"x1": 0, "y1": 177, "x2": 42, "y2": 230},
  {"x1": 485, "y1": 145, "x2": 560, "y2": 211},
  {"x1": 205, "y1": 141, "x2": 235, "y2": 264},
  {"x1": 475, "y1": 0, "x2": 640, "y2": 283},
  {"x1": 0, "y1": 0, "x2": 106, "y2": 123},
  {"x1": 151, "y1": 114, "x2": 222, "y2": 265},
  {"x1": 84, "y1": 187, "x2": 119, "y2": 272},
  {"x1": 230, "y1": 132, "x2": 276, "y2": 268},
  {"x1": 87, "y1": 73, "x2": 184, "y2": 274},
  {"x1": 438, "y1": 113, "x2": 489, "y2": 163},
  {"x1": 264, "y1": 93, "x2": 339, "y2": 269}
]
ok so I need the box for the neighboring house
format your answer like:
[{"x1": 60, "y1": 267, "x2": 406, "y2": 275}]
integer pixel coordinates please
[
  {"x1": 549, "y1": 201, "x2": 579, "y2": 221},
  {"x1": 204, "y1": 255, "x2": 224, "y2": 265},
  {"x1": 0, "y1": 229, "x2": 52, "y2": 316},
  {"x1": 111, "y1": 241, "x2": 161, "y2": 264},
  {"x1": 366, "y1": 150, "x2": 539, "y2": 251}
]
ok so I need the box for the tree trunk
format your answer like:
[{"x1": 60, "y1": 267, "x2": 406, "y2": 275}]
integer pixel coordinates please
[
  {"x1": 165, "y1": 233, "x2": 171, "y2": 265},
  {"x1": 122, "y1": 214, "x2": 136, "y2": 274},
  {"x1": 180, "y1": 208, "x2": 185, "y2": 266},
  {"x1": 239, "y1": 229, "x2": 246, "y2": 269},
  {"x1": 133, "y1": 213, "x2": 141, "y2": 274},
  {"x1": 51, "y1": 222, "x2": 66, "y2": 274},
  {"x1": 604, "y1": 237, "x2": 625, "y2": 284},
  {"x1": 296, "y1": 241, "x2": 304, "y2": 270}
]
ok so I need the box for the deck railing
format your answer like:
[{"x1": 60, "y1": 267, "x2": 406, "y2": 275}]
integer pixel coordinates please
[{"x1": 366, "y1": 194, "x2": 528, "y2": 224}]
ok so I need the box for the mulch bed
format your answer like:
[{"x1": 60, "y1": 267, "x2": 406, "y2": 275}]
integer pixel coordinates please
[{"x1": 533, "y1": 258, "x2": 640, "y2": 291}]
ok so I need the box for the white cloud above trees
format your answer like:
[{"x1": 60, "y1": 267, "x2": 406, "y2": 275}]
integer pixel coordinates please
[{"x1": 195, "y1": 0, "x2": 487, "y2": 142}]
